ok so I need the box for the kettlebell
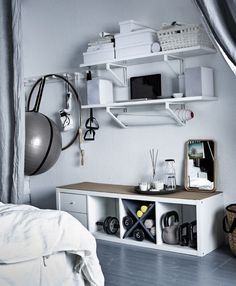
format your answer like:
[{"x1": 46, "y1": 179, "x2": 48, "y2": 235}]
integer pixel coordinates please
[{"x1": 162, "y1": 211, "x2": 179, "y2": 245}]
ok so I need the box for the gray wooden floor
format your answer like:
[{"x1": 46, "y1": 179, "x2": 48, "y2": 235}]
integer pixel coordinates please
[{"x1": 97, "y1": 240, "x2": 236, "y2": 286}]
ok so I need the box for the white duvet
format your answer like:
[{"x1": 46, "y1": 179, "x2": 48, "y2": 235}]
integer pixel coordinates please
[{"x1": 0, "y1": 203, "x2": 104, "y2": 286}]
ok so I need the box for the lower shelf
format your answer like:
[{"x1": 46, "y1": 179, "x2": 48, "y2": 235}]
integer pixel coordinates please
[
  {"x1": 93, "y1": 231, "x2": 121, "y2": 243},
  {"x1": 93, "y1": 231, "x2": 198, "y2": 255}
]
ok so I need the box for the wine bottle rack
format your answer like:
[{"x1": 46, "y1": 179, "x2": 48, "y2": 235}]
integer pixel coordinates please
[{"x1": 122, "y1": 199, "x2": 156, "y2": 243}]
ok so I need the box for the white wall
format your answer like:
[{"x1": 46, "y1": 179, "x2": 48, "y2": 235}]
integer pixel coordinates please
[{"x1": 22, "y1": 0, "x2": 236, "y2": 209}]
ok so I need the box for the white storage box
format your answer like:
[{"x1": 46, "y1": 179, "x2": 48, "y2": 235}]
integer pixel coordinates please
[
  {"x1": 87, "y1": 78, "x2": 113, "y2": 105},
  {"x1": 115, "y1": 42, "x2": 152, "y2": 59},
  {"x1": 185, "y1": 67, "x2": 214, "y2": 97},
  {"x1": 157, "y1": 24, "x2": 214, "y2": 51},
  {"x1": 83, "y1": 48, "x2": 115, "y2": 65},
  {"x1": 87, "y1": 42, "x2": 114, "y2": 52},
  {"x1": 115, "y1": 29, "x2": 158, "y2": 48},
  {"x1": 119, "y1": 20, "x2": 150, "y2": 33}
]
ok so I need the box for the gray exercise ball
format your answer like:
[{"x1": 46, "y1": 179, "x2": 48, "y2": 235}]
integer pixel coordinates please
[{"x1": 25, "y1": 112, "x2": 62, "y2": 176}]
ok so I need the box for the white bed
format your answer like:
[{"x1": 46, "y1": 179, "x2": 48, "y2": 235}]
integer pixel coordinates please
[{"x1": 0, "y1": 203, "x2": 104, "y2": 286}]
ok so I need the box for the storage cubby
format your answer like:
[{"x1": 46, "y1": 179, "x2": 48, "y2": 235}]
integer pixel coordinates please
[
  {"x1": 87, "y1": 196, "x2": 120, "y2": 239},
  {"x1": 56, "y1": 182, "x2": 224, "y2": 256},
  {"x1": 121, "y1": 199, "x2": 156, "y2": 243},
  {"x1": 157, "y1": 202, "x2": 197, "y2": 253}
]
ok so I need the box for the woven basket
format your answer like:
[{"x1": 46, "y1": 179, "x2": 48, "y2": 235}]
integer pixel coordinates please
[
  {"x1": 157, "y1": 24, "x2": 213, "y2": 51},
  {"x1": 223, "y1": 204, "x2": 236, "y2": 256}
]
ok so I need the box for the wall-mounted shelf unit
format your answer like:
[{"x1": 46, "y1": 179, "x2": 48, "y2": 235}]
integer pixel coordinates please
[
  {"x1": 81, "y1": 96, "x2": 216, "y2": 109},
  {"x1": 80, "y1": 45, "x2": 215, "y2": 69},
  {"x1": 80, "y1": 45, "x2": 216, "y2": 127},
  {"x1": 81, "y1": 96, "x2": 217, "y2": 128},
  {"x1": 56, "y1": 182, "x2": 224, "y2": 257}
]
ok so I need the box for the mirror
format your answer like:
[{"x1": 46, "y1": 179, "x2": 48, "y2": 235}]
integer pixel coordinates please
[{"x1": 185, "y1": 140, "x2": 216, "y2": 192}]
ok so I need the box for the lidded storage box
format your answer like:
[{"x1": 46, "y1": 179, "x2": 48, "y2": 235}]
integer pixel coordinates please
[
  {"x1": 119, "y1": 20, "x2": 150, "y2": 33},
  {"x1": 115, "y1": 28, "x2": 158, "y2": 48},
  {"x1": 115, "y1": 28, "x2": 158, "y2": 59},
  {"x1": 83, "y1": 48, "x2": 115, "y2": 65}
]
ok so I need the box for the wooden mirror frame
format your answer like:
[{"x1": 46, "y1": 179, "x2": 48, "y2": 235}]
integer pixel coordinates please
[{"x1": 185, "y1": 139, "x2": 216, "y2": 192}]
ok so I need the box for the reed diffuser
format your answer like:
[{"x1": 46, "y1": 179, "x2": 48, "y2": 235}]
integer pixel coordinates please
[{"x1": 149, "y1": 148, "x2": 158, "y2": 182}]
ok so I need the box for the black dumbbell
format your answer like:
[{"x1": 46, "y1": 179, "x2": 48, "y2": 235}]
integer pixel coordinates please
[
  {"x1": 189, "y1": 220, "x2": 197, "y2": 249},
  {"x1": 96, "y1": 216, "x2": 120, "y2": 235},
  {"x1": 122, "y1": 215, "x2": 134, "y2": 230},
  {"x1": 179, "y1": 222, "x2": 190, "y2": 246},
  {"x1": 133, "y1": 228, "x2": 145, "y2": 241}
]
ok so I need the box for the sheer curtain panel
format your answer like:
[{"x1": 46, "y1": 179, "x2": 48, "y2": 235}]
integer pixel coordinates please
[
  {"x1": 0, "y1": 0, "x2": 27, "y2": 203},
  {"x1": 193, "y1": 0, "x2": 236, "y2": 74}
]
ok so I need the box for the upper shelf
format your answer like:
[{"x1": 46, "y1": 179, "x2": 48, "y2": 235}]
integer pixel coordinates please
[
  {"x1": 80, "y1": 46, "x2": 216, "y2": 69},
  {"x1": 81, "y1": 96, "x2": 217, "y2": 109}
]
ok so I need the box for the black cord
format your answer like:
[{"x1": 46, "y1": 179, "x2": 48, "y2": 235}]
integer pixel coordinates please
[{"x1": 26, "y1": 73, "x2": 82, "y2": 151}]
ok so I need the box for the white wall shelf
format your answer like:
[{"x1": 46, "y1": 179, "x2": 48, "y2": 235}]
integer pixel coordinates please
[
  {"x1": 81, "y1": 96, "x2": 217, "y2": 109},
  {"x1": 82, "y1": 96, "x2": 217, "y2": 128},
  {"x1": 80, "y1": 46, "x2": 215, "y2": 69},
  {"x1": 80, "y1": 45, "x2": 216, "y2": 127},
  {"x1": 56, "y1": 182, "x2": 224, "y2": 257}
]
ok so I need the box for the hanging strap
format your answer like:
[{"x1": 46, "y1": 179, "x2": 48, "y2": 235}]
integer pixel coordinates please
[
  {"x1": 85, "y1": 108, "x2": 99, "y2": 130},
  {"x1": 33, "y1": 77, "x2": 46, "y2": 112},
  {"x1": 223, "y1": 216, "x2": 236, "y2": 233}
]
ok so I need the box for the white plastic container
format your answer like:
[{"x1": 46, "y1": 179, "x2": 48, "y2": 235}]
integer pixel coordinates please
[
  {"x1": 119, "y1": 20, "x2": 150, "y2": 33},
  {"x1": 87, "y1": 78, "x2": 113, "y2": 105},
  {"x1": 185, "y1": 67, "x2": 214, "y2": 97},
  {"x1": 115, "y1": 29, "x2": 158, "y2": 48},
  {"x1": 83, "y1": 48, "x2": 115, "y2": 65},
  {"x1": 115, "y1": 42, "x2": 152, "y2": 59},
  {"x1": 87, "y1": 42, "x2": 114, "y2": 52}
]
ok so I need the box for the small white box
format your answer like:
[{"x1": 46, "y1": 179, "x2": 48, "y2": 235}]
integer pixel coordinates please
[
  {"x1": 83, "y1": 48, "x2": 115, "y2": 65},
  {"x1": 115, "y1": 29, "x2": 158, "y2": 48},
  {"x1": 87, "y1": 42, "x2": 114, "y2": 52},
  {"x1": 185, "y1": 67, "x2": 214, "y2": 97},
  {"x1": 115, "y1": 42, "x2": 152, "y2": 59},
  {"x1": 87, "y1": 78, "x2": 113, "y2": 105},
  {"x1": 119, "y1": 20, "x2": 149, "y2": 33}
]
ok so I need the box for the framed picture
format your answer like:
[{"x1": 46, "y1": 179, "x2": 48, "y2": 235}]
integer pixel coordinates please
[{"x1": 187, "y1": 141, "x2": 205, "y2": 160}]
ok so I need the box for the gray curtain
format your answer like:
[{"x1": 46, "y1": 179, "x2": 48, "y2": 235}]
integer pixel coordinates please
[
  {"x1": 0, "y1": 0, "x2": 27, "y2": 203},
  {"x1": 193, "y1": 0, "x2": 236, "y2": 74}
]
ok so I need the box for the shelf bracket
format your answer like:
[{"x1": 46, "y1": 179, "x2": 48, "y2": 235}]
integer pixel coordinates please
[
  {"x1": 105, "y1": 63, "x2": 127, "y2": 87},
  {"x1": 164, "y1": 54, "x2": 184, "y2": 76},
  {"x1": 165, "y1": 102, "x2": 185, "y2": 126},
  {"x1": 106, "y1": 106, "x2": 127, "y2": 128},
  {"x1": 106, "y1": 103, "x2": 186, "y2": 128}
]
